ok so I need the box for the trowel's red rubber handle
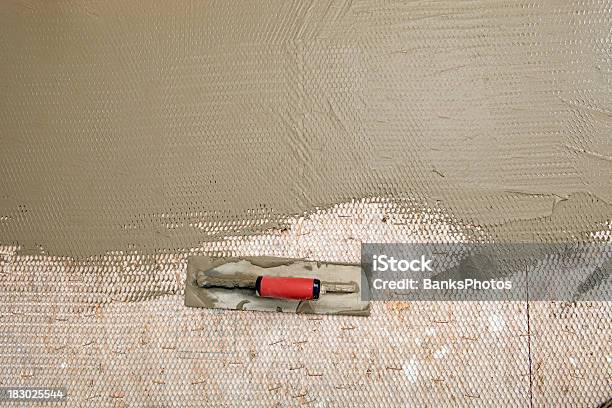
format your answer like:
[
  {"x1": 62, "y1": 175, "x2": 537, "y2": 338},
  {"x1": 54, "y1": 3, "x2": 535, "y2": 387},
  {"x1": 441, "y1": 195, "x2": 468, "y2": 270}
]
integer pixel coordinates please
[{"x1": 255, "y1": 276, "x2": 321, "y2": 300}]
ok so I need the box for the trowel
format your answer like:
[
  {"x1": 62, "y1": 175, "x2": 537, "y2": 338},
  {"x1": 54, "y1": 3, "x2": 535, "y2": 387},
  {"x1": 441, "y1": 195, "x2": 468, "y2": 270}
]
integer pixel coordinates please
[
  {"x1": 185, "y1": 256, "x2": 371, "y2": 316},
  {"x1": 199, "y1": 274, "x2": 358, "y2": 300}
]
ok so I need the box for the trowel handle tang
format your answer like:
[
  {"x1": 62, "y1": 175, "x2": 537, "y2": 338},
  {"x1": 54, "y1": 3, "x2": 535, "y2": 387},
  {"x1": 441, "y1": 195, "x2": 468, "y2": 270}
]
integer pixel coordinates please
[{"x1": 255, "y1": 276, "x2": 321, "y2": 300}]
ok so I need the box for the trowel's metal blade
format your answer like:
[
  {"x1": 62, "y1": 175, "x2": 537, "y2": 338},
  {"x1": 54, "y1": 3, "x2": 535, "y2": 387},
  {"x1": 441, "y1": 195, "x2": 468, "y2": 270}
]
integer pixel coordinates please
[
  {"x1": 185, "y1": 256, "x2": 370, "y2": 316},
  {"x1": 197, "y1": 275, "x2": 258, "y2": 290}
]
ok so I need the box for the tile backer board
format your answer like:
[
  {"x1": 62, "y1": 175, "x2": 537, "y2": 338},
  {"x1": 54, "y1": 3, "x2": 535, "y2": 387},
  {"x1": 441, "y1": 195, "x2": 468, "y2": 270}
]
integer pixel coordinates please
[
  {"x1": 0, "y1": 0, "x2": 611, "y2": 406},
  {"x1": 1, "y1": 198, "x2": 610, "y2": 406}
]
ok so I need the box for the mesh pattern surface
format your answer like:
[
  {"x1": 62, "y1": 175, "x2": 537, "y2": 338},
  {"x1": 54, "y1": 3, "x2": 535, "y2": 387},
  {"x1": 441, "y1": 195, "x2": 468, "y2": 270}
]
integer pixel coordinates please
[
  {"x1": 1, "y1": 0, "x2": 611, "y2": 406},
  {"x1": 1, "y1": 0, "x2": 611, "y2": 254},
  {"x1": 1, "y1": 201, "x2": 611, "y2": 406}
]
